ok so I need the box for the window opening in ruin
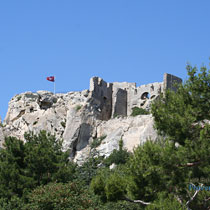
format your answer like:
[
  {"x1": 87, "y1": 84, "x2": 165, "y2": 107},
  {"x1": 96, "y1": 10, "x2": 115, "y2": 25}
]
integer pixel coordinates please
[{"x1": 141, "y1": 92, "x2": 150, "y2": 100}]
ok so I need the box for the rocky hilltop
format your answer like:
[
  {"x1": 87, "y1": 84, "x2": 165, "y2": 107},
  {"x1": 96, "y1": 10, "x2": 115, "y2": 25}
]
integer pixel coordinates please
[{"x1": 0, "y1": 73, "x2": 182, "y2": 164}]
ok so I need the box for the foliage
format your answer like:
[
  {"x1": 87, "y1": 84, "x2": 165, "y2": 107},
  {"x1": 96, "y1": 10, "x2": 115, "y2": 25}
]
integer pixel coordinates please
[
  {"x1": 103, "y1": 139, "x2": 130, "y2": 166},
  {"x1": 126, "y1": 140, "x2": 189, "y2": 202},
  {"x1": 75, "y1": 105, "x2": 82, "y2": 111},
  {"x1": 91, "y1": 140, "x2": 130, "y2": 203},
  {"x1": 105, "y1": 172, "x2": 126, "y2": 201},
  {"x1": 0, "y1": 136, "x2": 28, "y2": 199},
  {"x1": 189, "y1": 189, "x2": 210, "y2": 210},
  {"x1": 131, "y1": 107, "x2": 149, "y2": 116},
  {"x1": 151, "y1": 63, "x2": 210, "y2": 145},
  {"x1": 90, "y1": 63, "x2": 210, "y2": 209},
  {"x1": 0, "y1": 196, "x2": 25, "y2": 210},
  {"x1": 24, "y1": 131, "x2": 76, "y2": 185},
  {"x1": 90, "y1": 169, "x2": 108, "y2": 202},
  {"x1": 16, "y1": 96, "x2": 21, "y2": 101},
  {"x1": 90, "y1": 135, "x2": 106, "y2": 149},
  {"x1": 91, "y1": 168, "x2": 127, "y2": 202},
  {"x1": 150, "y1": 63, "x2": 210, "y2": 208},
  {"x1": 26, "y1": 180, "x2": 142, "y2": 210},
  {"x1": 60, "y1": 121, "x2": 66, "y2": 128},
  {"x1": 25, "y1": 181, "x2": 97, "y2": 210},
  {"x1": 113, "y1": 113, "x2": 119, "y2": 118},
  {"x1": 0, "y1": 131, "x2": 76, "y2": 199},
  {"x1": 100, "y1": 201, "x2": 143, "y2": 210},
  {"x1": 145, "y1": 192, "x2": 185, "y2": 210},
  {"x1": 74, "y1": 154, "x2": 104, "y2": 185},
  {"x1": 92, "y1": 136, "x2": 210, "y2": 208}
]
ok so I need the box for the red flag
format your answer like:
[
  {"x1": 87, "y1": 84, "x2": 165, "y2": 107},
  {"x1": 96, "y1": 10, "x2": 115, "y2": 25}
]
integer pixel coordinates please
[{"x1": 46, "y1": 76, "x2": 55, "y2": 82}]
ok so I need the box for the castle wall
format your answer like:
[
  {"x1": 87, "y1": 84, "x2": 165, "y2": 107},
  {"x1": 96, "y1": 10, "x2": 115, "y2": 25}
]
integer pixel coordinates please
[
  {"x1": 112, "y1": 89, "x2": 127, "y2": 117},
  {"x1": 163, "y1": 73, "x2": 182, "y2": 92},
  {"x1": 112, "y1": 82, "x2": 135, "y2": 117},
  {"x1": 89, "y1": 77, "x2": 113, "y2": 120},
  {"x1": 89, "y1": 73, "x2": 182, "y2": 119},
  {"x1": 127, "y1": 82, "x2": 163, "y2": 114}
]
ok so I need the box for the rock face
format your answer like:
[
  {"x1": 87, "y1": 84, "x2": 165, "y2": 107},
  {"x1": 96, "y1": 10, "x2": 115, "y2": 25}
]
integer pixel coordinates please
[
  {"x1": 0, "y1": 127, "x2": 4, "y2": 148},
  {"x1": 1, "y1": 73, "x2": 182, "y2": 164},
  {"x1": 0, "y1": 116, "x2": 4, "y2": 147}
]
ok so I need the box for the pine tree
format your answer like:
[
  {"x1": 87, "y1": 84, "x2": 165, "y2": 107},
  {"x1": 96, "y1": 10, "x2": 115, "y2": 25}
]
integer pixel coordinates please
[
  {"x1": 0, "y1": 131, "x2": 76, "y2": 200},
  {"x1": 91, "y1": 63, "x2": 210, "y2": 209}
]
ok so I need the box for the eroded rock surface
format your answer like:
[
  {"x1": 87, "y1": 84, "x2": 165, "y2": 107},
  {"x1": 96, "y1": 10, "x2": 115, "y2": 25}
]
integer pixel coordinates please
[{"x1": 1, "y1": 73, "x2": 182, "y2": 164}]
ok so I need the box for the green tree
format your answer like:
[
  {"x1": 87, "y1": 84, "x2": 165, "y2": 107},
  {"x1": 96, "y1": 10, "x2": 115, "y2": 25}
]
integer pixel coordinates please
[
  {"x1": 24, "y1": 131, "x2": 75, "y2": 185},
  {"x1": 0, "y1": 131, "x2": 76, "y2": 200},
  {"x1": 150, "y1": 64, "x2": 210, "y2": 209},
  {"x1": 0, "y1": 136, "x2": 29, "y2": 199},
  {"x1": 151, "y1": 64, "x2": 210, "y2": 145},
  {"x1": 25, "y1": 181, "x2": 97, "y2": 210},
  {"x1": 131, "y1": 107, "x2": 149, "y2": 116},
  {"x1": 103, "y1": 139, "x2": 130, "y2": 166},
  {"x1": 26, "y1": 180, "x2": 143, "y2": 210},
  {"x1": 145, "y1": 192, "x2": 185, "y2": 210},
  {"x1": 90, "y1": 169, "x2": 108, "y2": 202},
  {"x1": 91, "y1": 168, "x2": 127, "y2": 202},
  {"x1": 91, "y1": 63, "x2": 210, "y2": 209}
]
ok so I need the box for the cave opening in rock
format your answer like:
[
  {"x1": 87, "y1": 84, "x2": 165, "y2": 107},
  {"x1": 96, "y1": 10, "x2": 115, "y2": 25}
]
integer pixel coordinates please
[{"x1": 40, "y1": 101, "x2": 52, "y2": 110}]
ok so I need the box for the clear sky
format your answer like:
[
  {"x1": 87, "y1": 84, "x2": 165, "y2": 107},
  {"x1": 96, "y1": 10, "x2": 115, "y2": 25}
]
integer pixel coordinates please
[{"x1": 1, "y1": 1, "x2": 210, "y2": 120}]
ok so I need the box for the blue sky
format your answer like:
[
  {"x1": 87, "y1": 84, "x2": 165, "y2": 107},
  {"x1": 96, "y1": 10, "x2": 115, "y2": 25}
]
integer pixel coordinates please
[{"x1": 1, "y1": 1, "x2": 210, "y2": 120}]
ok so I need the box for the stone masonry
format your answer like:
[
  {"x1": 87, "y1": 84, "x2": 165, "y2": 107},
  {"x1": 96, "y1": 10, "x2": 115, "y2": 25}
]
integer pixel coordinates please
[{"x1": 89, "y1": 73, "x2": 182, "y2": 119}]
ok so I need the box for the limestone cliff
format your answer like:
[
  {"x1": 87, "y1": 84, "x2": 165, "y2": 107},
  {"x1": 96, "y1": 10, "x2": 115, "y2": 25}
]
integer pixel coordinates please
[{"x1": 0, "y1": 73, "x2": 182, "y2": 164}]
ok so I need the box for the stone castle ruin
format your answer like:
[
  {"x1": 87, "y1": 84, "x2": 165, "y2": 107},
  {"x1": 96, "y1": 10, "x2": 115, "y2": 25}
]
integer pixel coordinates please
[
  {"x1": 89, "y1": 73, "x2": 182, "y2": 119},
  {"x1": 0, "y1": 73, "x2": 182, "y2": 164}
]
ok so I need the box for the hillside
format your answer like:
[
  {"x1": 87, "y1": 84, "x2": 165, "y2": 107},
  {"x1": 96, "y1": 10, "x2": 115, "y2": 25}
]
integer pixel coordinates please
[{"x1": 0, "y1": 73, "x2": 182, "y2": 164}]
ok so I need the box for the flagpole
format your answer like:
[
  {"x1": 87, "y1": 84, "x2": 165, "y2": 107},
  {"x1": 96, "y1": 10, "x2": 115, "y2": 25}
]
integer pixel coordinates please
[{"x1": 54, "y1": 76, "x2": 56, "y2": 95}]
